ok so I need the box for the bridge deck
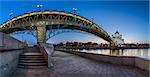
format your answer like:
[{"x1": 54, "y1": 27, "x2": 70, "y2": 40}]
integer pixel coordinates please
[{"x1": 11, "y1": 51, "x2": 149, "y2": 77}]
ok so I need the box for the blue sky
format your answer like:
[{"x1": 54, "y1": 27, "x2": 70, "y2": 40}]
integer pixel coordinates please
[{"x1": 0, "y1": 0, "x2": 149, "y2": 45}]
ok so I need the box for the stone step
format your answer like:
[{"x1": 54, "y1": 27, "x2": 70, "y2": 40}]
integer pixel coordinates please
[
  {"x1": 20, "y1": 55, "x2": 44, "y2": 58},
  {"x1": 19, "y1": 60, "x2": 46, "y2": 63},
  {"x1": 18, "y1": 65, "x2": 47, "y2": 69},
  {"x1": 19, "y1": 57, "x2": 45, "y2": 60},
  {"x1": 21, "y1": 53, "x2": 43, "y2": 56},
  {"x1": 25, "y1": 51, "x2": 40, "y2": 53},
  {"x1": 25, "y1": 47, "x2": 39, "y2": 51},
  {"x1": 19, "y1": 62, "x2": 47, "y2": 66},
  {"x1": 18, "y1": 47, "x2": 47, "y2": 69}
]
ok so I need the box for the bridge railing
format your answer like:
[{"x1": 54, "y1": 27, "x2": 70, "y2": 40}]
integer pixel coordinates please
[{"x1": 38, "y1": 42, "x2": 54, "y2": 68}]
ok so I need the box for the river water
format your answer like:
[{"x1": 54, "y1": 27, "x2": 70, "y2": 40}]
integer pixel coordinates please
[{"x1": 80, "y1": 49, "x2": 150, "y2": 60}]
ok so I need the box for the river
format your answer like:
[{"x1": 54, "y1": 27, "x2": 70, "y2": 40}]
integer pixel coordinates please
[{"x1": 80, "y1": 49, "x2": 150, "y2": 60}]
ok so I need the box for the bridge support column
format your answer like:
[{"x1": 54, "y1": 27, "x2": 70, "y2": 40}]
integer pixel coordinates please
[{"x1": 37, "y1": 26, "x2": 46, "y2": 43}]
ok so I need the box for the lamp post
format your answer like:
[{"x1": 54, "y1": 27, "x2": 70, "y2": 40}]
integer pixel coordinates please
[
  {"x1": 2, "y1": 33, "x2": 4, "y2": 47},
  {"x1": 37, "y1": 4, "x2": 43, "y2": 11},
  {"x1": 91, "y1": 17, "x2": 94, "y2": 22},
  {"x1": 72, "y1": 8, "x2": 77, "y2": 14},
  {"x1": 72, "y1": 8, "x2": 78, "y2": 24},
  {"x1": 9, "y1": 10, "x2": 13, "y2": 17}
]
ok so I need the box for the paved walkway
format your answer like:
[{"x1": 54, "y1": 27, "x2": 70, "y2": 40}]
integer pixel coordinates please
[
  {"x1": 11, "y1": 51, "x2": 149, "y2": 77},
  {"x1": 11, "y1": 68, "x2": 56, "y2": 77}
]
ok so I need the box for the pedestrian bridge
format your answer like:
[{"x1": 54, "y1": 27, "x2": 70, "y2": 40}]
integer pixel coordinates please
[{"x1": 0, "y1": 10, "x2": 114, "y2": 44}]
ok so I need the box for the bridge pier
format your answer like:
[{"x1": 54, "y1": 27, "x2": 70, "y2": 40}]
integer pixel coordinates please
[{"x1": 37, "y1": 26, "x2": 46, "y2": 43}]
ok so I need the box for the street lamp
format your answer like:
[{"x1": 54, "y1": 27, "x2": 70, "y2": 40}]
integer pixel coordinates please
[
  {"x1": 9, "y1": 10, "x2": 13, "y2": 17},
  {"x1": 2, "y1": 33, "x2": 4, "y2": 47},
  {"x1": 37, "y1": 4, "x2": 43, "y2": 11},
  {"x1": 72, "y1": 8, "x2": 77, "y2": 14},
  {"x1": 72, "y1": 8, "x2": 78, "y2": 23},
  {"x1": 91, "y1": 17, "x2": 94, "y2": 22}
]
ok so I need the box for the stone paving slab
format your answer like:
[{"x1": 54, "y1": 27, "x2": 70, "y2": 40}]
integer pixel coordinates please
[{"x1": 10, "y1": 68, "x2": 58, "y2": 77}]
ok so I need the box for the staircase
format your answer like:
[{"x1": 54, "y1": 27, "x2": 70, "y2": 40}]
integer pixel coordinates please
[{"x1": 18, "y1": 47, "x2": 47, "y2": 69}]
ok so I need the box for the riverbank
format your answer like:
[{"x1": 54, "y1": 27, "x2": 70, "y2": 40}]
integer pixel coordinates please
[{"x1": 55, "y1": 46, "x2": 150, "y2": 50}]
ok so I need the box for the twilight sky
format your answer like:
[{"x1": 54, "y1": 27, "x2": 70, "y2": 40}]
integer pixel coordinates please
[{"x1": 0, "y1": 0, "x2": 149, "y2": 45}]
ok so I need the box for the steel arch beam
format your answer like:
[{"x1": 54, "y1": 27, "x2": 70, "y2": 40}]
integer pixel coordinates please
[{"x1": 0, "y1": 10, "x2": 114, "y2": 44}]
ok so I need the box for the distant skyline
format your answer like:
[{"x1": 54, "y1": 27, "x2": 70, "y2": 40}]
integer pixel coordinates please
[{"x1": 0, "y1": 0, "x2": 149, "y2": 45}]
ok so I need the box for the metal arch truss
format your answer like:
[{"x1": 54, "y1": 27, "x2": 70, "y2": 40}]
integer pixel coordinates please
[
  {"x1": 10, "y1": 29, "x2": 92, "y2": 42},
  {"x1": 0, "y1": 10, "x2": 114, "y2": 44},
  {"x1": 46, "y1": 29, "x2": 92, "y2": 42},
  {"x1": 10, "y1": 30, "x2": 37, "y2": 38}
]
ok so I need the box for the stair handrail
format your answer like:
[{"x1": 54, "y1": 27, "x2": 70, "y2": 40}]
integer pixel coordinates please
[{"x1": 38, "y1": 42, "x2": 54, "y2": 68}]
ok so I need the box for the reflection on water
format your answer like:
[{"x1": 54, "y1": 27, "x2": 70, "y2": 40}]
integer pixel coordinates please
[{"x1": 81, "y1": 49, "x2": 150, "y2": 59}]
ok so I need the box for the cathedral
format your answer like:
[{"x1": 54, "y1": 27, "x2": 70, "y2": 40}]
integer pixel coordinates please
[{"x1": 112, "y1": 31, "x2": 124, "y2": 45}]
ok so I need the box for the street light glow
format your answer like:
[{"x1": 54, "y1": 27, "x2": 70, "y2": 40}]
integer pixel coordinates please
[
  {"x1": 72, "y1": 8, "x2": 77, "y2": 11},
  {"x1": 9, "y1": 10, "x2": 13, "y2": 16},
  {"x1": 72, "y1": 8, "x2": 78, "y2": 14},
  {"x1": 37, "y1": 4, "x2": 43, "y2": 11},
  {"x1": 91, "y1": 17, "x2": 94, "y2": 22}
]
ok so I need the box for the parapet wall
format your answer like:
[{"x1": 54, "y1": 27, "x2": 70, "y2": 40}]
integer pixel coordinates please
[
  {"x1": 0, "y1": 32, "x2": 26, "y2": 49},
  {"x1": 135, "y1": 57, "x2": 150, "y2": 72},
  {"x1": 57, "y1": 49, "x2": 150, "y2": 73},
  {"x1": 0, "y1": 49, "x2": 24, "y2": 77},
  {"x1": 0, "y1": 32, "x2": 26, "y2": 77}
]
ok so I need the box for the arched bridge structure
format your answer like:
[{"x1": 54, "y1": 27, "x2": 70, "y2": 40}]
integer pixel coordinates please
[{"x1": 0, "y1": 10, "x2": 114, "y2": 44}]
